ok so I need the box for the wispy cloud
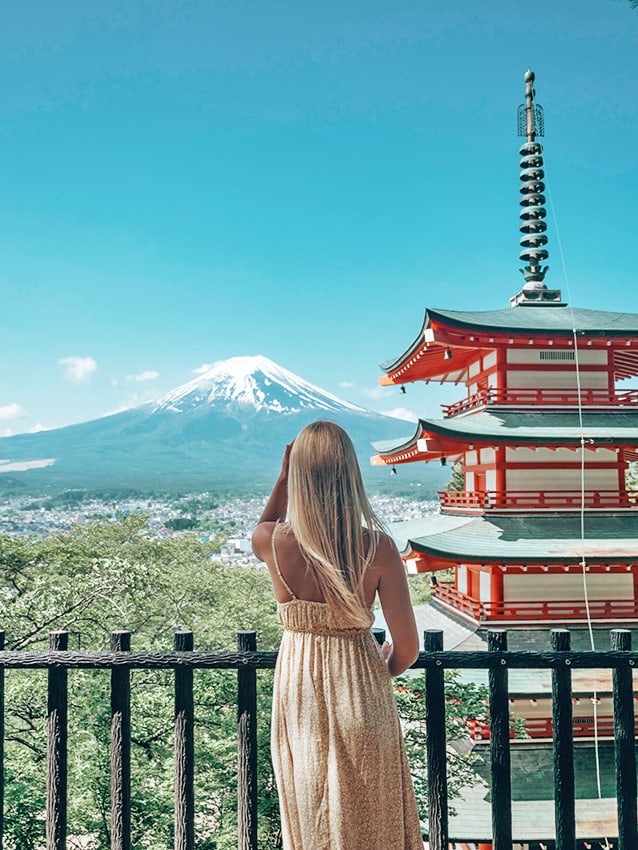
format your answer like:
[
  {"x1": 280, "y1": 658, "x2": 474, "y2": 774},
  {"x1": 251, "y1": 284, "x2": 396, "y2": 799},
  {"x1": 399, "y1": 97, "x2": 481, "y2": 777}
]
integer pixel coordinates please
[
  {"x1": 193, "y1": 363, "x2": 214, "y2": 375},
  {"x1": 59, "y1": 356, "x2": 98, "y2": 383},
  {"x1": 126, "y1": 370, "x2": 159, "y2": 383},
  {"x1": 30, "y1": 423, "x2": 51, "y2": 433},
  {"x1": 338, "y1": 380, "x2": 354, "y2": 389},
  {"x1": 362, "y1": 386, "x2": 387, "y2": 400},
  {"x1": 0, "y1": 402, "x2": 25, "y2": 421}
]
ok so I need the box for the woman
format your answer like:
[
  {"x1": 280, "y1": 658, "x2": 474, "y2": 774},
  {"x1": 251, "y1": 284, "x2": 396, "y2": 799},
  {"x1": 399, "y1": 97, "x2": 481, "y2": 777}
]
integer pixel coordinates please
[{"x1": 252, "y1": 420, "x2": 423, "y2": 850}]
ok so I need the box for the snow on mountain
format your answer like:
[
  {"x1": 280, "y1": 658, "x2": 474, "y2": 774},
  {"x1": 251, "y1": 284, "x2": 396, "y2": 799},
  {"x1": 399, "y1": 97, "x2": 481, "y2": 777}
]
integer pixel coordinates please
[
  {"x1": 153, "y1": 355, "x2": 370, "y2": 417},
  {"x1": 0, "y1": 354, "x2": 439, "y2": 491}
]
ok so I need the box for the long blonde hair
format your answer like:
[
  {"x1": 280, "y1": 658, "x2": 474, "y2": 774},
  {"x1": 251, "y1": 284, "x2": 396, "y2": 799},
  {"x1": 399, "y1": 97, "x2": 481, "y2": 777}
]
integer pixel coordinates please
[{"x1": 287, "y1": 420, "x2": 385, "y2": 625}]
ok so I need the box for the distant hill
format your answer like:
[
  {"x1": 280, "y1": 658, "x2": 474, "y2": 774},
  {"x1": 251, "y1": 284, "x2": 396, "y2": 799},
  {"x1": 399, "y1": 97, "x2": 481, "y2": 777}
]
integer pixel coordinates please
[{"x1": 0, "y1": 356, "x2": 448, "y2": 495}]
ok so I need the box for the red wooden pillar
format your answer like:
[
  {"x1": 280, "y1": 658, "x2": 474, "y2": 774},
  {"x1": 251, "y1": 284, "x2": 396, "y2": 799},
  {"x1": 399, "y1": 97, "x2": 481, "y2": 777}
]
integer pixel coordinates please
[{"x1": 490, "y1": 566, "x2": 503, "y2": 611}]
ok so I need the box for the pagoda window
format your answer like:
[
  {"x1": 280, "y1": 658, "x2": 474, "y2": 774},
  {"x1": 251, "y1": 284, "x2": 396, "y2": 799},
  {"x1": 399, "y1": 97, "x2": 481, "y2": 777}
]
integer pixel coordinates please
[
  {"x1": 539, "y1": 351, "x2": 576, "y2": 361},
  {"x1": 457, "y1": 564, "x2": 468, "y2": 595}
]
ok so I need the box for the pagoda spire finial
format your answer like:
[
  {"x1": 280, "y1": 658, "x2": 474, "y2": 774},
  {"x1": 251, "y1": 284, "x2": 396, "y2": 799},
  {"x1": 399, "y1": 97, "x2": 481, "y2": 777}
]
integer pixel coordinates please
[
  {"x1": 517, "y1": 69, "x2": 549, "y2": 290},
  {"x1": 510, "y1": 71, "x2": 564, "y2": 307}
]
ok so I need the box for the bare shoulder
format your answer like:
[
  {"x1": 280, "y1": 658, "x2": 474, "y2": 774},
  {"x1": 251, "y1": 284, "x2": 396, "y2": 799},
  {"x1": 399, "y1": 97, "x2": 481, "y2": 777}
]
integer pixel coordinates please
[
  {"x1": 251, "y1": 521, "x2": 277, "y2": 562},
  {"x1": 371, "y1": 531, "x2": 403, "y2": 569}
]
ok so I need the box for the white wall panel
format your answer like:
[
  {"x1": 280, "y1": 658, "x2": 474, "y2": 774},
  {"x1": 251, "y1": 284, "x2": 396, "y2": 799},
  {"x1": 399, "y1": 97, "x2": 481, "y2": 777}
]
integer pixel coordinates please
[
  {"x1": 503, "y1": 573, "x2": 632, "y2": 601},
  {"x1": 506, "y1": 370, "x2": 608, "y2": 389},
  {"x1": 480, "y1": 570, "x2": 492, "y2": 602}
]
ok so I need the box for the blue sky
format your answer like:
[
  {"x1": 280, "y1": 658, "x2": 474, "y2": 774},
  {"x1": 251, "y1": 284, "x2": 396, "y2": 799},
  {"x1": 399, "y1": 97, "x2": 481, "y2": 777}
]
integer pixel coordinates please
[{"x1": 2, "y1": 0, "x2": 637, "y2": 435}]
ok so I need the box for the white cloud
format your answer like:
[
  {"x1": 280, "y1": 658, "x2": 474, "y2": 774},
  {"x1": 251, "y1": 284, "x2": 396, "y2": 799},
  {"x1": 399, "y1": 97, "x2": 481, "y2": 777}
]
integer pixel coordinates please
[
  {"x1": 193, "y1": 363, "x2": 214, "y2": 375},
  {"x1": 381, "y1": 407, "x2": 419, "y2": 422},
  {"x1": 0, "y1": 403, "x2": 25, "y2": 421},
  {"x1": 338, "y1": 380, "x2": 354, "y2": 389},
  {"x1": 362, "y1": 386, "x2": 387, "y2": 400},
  {"x1": 126, "y1": 370, "x2": 159, "y2": 383},
  {"x1": 59, "y1": 356, "x2": 98, "y2": 383},
  {"x1": 30, "y1": 423, "x2": 51, "y2": 433}
]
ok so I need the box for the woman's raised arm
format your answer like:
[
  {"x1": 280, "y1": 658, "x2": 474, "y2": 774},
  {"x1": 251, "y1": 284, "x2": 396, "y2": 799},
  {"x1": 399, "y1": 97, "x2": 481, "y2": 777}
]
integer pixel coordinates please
[{"x1": 251, "y1": 442, "x2": 293, "y2": 561}]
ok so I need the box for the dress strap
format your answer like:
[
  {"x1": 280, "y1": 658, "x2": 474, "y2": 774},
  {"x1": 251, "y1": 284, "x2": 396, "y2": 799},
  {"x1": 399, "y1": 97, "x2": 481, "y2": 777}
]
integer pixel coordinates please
[{"x1": 271, "y1": 521, "x2": 297, "y2": 600}]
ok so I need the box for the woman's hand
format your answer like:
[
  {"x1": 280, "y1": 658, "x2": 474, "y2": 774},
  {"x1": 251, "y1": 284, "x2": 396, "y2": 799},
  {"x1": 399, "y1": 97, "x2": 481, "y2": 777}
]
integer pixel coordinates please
[
  {"x1": 253, "y1": 440, "x2": 295, "y2": 534},
  {"x1": 281, "y1": 441, "x2": 294, "y2": 480}
]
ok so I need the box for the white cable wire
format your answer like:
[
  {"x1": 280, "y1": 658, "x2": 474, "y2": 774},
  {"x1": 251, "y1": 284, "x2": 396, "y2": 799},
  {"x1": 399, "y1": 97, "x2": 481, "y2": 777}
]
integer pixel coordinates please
[{"x1": 547, "y1": 176, "x2": 607, "y2": 832}]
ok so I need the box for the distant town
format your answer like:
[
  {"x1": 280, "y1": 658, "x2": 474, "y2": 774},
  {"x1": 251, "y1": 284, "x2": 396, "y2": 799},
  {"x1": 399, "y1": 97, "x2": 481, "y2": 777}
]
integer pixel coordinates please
[{"x1": 0, "y1": 492, "x2": 439, "y2": 566}]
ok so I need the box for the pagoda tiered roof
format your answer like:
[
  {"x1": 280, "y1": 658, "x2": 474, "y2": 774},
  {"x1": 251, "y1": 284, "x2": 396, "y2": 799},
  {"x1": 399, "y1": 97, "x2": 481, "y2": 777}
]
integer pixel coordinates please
[
  {"x1": 389, "y1": 513, "x2": 638, "y2": 564},
  {"x1": 380, "y1": 304, "x2": 638, "y2": 385},
  {"x1": 372, "y1": 410, "x2": 638, "y2": 465}
]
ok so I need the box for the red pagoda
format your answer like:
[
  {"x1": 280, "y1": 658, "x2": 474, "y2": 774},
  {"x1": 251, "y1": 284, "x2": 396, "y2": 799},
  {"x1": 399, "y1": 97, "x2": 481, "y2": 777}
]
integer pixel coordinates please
[{"x1": 373, "y1": 70, "x2": 638, "y2": 849}]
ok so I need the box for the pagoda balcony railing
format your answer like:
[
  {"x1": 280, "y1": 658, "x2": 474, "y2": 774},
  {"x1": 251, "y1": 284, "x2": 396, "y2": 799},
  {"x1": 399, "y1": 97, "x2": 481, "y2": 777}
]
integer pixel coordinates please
[
  {"x1": 442, "y1": 387, "x2": 638, "y2": 418},
  {"x1": 438, "y1": 488, "x2": 638, "y2": 513},
  {"x1": 467, "y1": 714, "x2": 635, "y2": 742},
  {"x1": 1, "y1": 627, "x2": 637, "y2": 850},
  {"x1": 434, "y1": 583, "x2": 638, "y2": 623},
  {"x1": 0, "y1": 629, "x2": 638, "y2": 850}
]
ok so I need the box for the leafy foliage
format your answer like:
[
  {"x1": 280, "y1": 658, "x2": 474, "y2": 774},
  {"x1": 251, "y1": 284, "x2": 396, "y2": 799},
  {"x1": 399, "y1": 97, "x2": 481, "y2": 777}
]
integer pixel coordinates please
[
  {"x1": 395, "y1": 671, "x2": 489, "y2": 817},
  {"x1": 0, "y1": 518, "x2": 484, "y2": 848}
]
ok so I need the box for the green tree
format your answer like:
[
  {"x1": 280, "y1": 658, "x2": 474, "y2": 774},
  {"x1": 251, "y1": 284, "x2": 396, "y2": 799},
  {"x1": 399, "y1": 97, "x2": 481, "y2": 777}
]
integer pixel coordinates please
[
  {"x1": 443, "y1": 460, "x2": 464, "y2": 493},
  {"x1": 0, "y1": 517, "x2": 486, "y2": 848},
  {"x1": 0, "y1": 517, "x2": 282, "y2": 849}
]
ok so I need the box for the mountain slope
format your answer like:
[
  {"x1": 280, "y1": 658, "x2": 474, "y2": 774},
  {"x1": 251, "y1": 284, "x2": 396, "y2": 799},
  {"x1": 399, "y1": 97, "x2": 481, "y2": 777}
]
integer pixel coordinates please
[{"x1": 0, "y1": 356, "x2": 442, "y2": 493}]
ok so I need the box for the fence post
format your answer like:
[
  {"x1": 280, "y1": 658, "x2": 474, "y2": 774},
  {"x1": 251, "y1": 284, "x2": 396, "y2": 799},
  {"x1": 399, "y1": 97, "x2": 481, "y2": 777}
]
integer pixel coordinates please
[
  {"x1": 237, "y1": 630, "x2": 258, "y2": 850},
  {"x1": 372, "y1": 627, "x2": 386, "y2": 646},
  {"x1": 174, "y1": 630, "x2": 195, "y2": 850},
  {"x1": 424, "y1": 629, "x2": 448, "y2": 850},
  {"x1": 551, "y1": 628, "x2": 576, "y2": 850},
  {"x1": 110, "y1": 630, "x2": 131, "y2": 850},
  {"x1": 488, "y1": 629, "x2": 512, "y2": 850},
  {"x1": 611, "y1": 629, "x2": 638, "y2": 850},
  {"x1": 237, "y1": 631, "x2": 257, "y2": 850},
  {"x1": 47, "y1": 630, "x2": 68, "y2": 850}
]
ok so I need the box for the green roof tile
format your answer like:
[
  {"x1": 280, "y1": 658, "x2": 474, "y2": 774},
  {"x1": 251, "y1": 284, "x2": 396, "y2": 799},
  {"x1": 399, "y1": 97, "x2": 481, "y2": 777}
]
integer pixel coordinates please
[
  {"x1": 389, "y1": 513, "x2": 638, "y2": 562},
  {"x1": 373, "y1": 410, "x2": 638, "y2": 455}
]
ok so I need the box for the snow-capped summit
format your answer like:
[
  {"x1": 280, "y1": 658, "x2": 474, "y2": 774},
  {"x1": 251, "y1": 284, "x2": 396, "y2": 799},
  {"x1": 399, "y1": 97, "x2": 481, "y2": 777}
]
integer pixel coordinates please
[
  {"x1": 153, "y1": 355, "x2": 368, "y2": 417},
  {"x1": 0, "y1": 353, "x2": 442, "y2": 490}
]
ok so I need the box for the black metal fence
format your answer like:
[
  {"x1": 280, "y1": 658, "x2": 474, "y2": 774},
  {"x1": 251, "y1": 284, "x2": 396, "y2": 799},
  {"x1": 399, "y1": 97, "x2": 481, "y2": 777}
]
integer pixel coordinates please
[{"x1": 0, "y1": 627, "x2": 636, "y2": 850}]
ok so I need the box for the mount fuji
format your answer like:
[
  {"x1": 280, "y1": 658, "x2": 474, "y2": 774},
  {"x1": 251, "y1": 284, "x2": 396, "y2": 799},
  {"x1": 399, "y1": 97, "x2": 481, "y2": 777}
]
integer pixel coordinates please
[{"x1": 0, "y1": 356, "x2": 442, "y2": 493}]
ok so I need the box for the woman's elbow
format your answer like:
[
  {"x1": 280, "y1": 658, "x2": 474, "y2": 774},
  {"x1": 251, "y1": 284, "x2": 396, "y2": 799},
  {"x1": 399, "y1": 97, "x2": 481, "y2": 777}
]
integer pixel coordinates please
[{"x1": 388, "y1": 642, "x2": 419, "y2": 677}]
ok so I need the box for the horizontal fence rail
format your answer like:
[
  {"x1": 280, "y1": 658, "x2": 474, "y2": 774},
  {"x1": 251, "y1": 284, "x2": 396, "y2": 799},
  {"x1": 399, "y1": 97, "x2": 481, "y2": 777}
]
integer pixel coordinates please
[{"x1": 0, "y1": 627, "x2": 636, "y2": 850}]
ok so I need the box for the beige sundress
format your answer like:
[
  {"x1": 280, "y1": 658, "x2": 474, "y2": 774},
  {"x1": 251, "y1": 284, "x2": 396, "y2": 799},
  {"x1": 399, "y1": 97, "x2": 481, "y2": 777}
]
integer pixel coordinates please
[{"x1": 270, "y1": 525, "x2": 423, "y2": 850}]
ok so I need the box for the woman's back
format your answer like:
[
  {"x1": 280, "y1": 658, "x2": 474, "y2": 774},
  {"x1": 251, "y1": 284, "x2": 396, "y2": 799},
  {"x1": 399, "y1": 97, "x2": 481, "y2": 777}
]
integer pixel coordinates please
[{"x1": 252, "y1": 421, "x2": 423, "y2": 850}]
